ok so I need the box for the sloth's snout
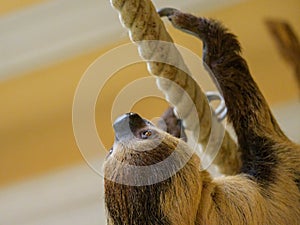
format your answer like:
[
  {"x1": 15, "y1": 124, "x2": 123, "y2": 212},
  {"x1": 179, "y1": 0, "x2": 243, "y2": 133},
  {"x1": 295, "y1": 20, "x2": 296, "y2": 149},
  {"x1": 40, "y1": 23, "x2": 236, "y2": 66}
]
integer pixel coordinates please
[{"x1": 113, "y1": 113, "x2": 148, "y2": 141}]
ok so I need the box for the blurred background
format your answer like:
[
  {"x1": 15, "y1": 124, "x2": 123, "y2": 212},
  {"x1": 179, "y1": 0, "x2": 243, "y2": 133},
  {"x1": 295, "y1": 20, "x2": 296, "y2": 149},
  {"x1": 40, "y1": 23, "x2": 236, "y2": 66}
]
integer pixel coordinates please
[{"x1": 0, "y1": 0, "x2": 299, "y2": 224}]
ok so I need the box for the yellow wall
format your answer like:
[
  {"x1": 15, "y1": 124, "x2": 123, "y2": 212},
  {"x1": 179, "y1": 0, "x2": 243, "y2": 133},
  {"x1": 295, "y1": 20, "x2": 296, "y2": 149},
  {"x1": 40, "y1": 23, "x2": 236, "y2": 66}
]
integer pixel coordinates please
[
  {"x1": 0, "y1": 0, "x2": 47, "y2": 15},
  {"x1": 0, "y1": 0, "x2": 299, "y2": 187}
]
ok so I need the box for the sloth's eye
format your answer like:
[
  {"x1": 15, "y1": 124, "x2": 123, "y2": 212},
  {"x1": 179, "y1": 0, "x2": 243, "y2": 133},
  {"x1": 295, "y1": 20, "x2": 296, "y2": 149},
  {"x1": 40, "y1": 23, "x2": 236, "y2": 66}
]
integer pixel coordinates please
[{"x1": 140, "y1": 130, "x2": 153, "y2": 139}]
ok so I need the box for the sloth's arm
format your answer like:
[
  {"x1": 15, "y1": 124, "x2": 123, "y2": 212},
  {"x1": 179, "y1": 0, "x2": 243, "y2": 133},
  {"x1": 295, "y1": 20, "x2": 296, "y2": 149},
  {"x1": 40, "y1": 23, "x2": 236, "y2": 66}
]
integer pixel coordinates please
[
  {"x1": 158, "y1": 8, "x2": 285, "y2": 139},
  {"x1": 159, "y1": 8, "x2": 300, "y2": 185},
  {"x1": 157, "y1": 107, "x2": 187, "y2": 142},
  {"x1": 110, "y1": 0, "x2": 241, "y2": 175}
]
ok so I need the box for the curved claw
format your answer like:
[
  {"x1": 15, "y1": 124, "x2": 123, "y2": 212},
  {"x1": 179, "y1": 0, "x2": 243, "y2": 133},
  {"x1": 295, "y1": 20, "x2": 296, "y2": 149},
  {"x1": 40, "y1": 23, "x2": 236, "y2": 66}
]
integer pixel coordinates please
[
  {"x1": 158, "y1": 7, "x2": 179, "y2": 18},
  {"x1": 217, "y1": 107, "x2": 228, "y2": 121},
  {"x1": 206, "y1": 91, "x2": 227, "y2": 121}
]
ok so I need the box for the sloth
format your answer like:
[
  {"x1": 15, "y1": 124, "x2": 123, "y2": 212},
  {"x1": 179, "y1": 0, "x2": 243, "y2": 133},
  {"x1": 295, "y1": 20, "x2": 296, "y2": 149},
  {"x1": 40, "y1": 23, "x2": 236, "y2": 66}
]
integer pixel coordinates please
[
  {"x1": 104, "y1": 8, "x2": 300, "y2": 225},
  {"x1": 157, "y1": 106, "x2": 187, "y2": 142}
]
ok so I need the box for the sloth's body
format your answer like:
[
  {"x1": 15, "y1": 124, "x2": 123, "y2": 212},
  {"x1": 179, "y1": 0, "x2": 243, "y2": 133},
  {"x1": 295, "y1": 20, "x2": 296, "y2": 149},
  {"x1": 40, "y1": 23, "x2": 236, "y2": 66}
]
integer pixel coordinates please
[{"x1": 104, "y1": 9, "x2": 300, "y2": 225}]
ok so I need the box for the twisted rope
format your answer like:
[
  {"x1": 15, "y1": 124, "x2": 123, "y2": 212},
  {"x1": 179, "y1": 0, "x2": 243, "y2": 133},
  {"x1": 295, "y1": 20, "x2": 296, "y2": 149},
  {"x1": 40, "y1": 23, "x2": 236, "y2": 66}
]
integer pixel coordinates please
[{"x1": 110, "y1": 0, "x2": 241, "y2": 175}]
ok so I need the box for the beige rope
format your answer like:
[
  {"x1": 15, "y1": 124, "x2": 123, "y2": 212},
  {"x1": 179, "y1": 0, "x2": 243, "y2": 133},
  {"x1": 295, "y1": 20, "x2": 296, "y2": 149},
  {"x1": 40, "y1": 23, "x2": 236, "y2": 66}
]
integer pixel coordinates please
[{"x1": 110, "y1": 0, "x2": 241, "y2": 175}]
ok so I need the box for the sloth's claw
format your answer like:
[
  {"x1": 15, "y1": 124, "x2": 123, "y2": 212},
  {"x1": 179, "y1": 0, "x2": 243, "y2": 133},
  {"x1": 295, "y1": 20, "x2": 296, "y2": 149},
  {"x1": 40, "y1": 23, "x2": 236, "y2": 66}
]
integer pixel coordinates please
[
  {"x1": 206, "y1": 91, "x2": 227, "y2": 121},
  {"x1": 158, "y1": 7, "x2": 179, "y2": 18}
]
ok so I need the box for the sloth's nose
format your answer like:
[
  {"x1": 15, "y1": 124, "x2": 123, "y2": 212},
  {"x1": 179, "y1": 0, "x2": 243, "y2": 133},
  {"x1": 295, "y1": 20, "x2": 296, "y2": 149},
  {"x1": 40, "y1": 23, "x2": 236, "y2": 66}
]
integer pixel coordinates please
[{"x1": 113, "y1": 113, "x2": 147, "y2": 140}]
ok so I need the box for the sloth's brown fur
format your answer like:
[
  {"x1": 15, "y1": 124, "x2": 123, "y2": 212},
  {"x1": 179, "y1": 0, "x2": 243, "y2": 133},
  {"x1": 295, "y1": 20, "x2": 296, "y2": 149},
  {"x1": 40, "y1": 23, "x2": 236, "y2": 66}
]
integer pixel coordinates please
[{"x1": 104, "y1": 9, "x2": 300, "y2": 225}]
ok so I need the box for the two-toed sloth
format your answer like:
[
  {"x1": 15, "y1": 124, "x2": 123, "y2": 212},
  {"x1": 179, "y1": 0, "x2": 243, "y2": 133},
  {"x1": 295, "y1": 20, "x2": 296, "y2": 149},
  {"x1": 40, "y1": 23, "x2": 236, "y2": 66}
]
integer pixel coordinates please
[{"x1": 104, "y1": 8, "x2": 300, "y2": 225}]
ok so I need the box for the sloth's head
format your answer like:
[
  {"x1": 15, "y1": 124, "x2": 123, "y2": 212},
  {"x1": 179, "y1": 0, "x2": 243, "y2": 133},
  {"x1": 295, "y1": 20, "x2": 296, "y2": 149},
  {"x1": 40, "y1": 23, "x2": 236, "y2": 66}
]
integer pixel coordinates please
[{"x1": 104, "y1": 113, "x2": 208, "y2": 224}]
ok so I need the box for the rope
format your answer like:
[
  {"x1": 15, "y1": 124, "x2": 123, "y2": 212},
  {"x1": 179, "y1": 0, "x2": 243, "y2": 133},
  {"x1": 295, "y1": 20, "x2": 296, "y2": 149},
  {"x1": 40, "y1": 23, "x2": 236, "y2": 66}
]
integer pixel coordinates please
[{"x1": 110, "y1": 0, "x2": 241, "y2": 175}]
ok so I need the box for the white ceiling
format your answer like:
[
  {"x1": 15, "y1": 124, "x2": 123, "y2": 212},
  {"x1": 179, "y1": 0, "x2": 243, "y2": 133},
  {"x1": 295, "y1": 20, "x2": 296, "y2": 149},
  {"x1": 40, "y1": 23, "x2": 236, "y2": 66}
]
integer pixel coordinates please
[{"x1": 0, "y1": 0, "x2": 243, "y2": 80}]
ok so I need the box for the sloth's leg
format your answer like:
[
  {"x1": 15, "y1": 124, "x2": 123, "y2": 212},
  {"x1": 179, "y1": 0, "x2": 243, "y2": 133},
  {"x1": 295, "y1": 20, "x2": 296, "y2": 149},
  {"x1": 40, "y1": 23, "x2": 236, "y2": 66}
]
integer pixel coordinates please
[{"x1": 159, "y1": 8, "x2": 291, "y2": 186}]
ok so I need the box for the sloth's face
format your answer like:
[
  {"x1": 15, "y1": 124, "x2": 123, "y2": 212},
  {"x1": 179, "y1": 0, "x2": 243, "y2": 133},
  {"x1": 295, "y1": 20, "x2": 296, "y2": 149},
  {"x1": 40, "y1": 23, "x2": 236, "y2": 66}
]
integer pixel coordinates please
[
  {"x1": 104, "y1": 113, "x2": 197, "y2": 185},
  {"x1": 111, "y1": 112, "x2": 169, "y2": 157}
]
